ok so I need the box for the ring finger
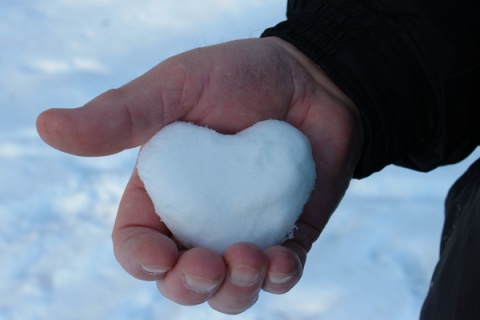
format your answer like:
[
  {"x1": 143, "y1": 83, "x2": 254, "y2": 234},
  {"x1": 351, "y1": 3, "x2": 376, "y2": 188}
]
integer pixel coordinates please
[{"x1": 208, "y1": 242, "x2": 267, "y2": 314}]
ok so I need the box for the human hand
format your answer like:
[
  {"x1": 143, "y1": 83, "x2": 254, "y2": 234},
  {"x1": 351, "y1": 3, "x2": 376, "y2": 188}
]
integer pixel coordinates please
[{"x1": 36, "y1": 37, "x2": 362, "y2": 314}]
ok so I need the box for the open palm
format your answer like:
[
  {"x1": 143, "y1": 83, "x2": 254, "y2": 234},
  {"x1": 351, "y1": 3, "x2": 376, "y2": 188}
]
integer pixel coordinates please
[{"x1": 37, "y1": 37, "x2": 362, "y2": 314}]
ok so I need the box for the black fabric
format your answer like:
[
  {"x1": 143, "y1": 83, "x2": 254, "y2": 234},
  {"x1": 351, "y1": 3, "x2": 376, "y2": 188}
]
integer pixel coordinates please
[
  {"x1": 420, "y1": 157, "x2": 480, "y2": 319},
  {"x1": 262, "y1": 1, "x2": 480, "y2": 318},
  {"x1": 262, "y1": 0, "x2": 480, "y2": 178}
]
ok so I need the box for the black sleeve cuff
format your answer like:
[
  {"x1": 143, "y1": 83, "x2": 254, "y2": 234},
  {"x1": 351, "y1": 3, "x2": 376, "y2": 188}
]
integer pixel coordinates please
[{"x1": 262, "y1": 1, "x2": 479, "y2": 178}]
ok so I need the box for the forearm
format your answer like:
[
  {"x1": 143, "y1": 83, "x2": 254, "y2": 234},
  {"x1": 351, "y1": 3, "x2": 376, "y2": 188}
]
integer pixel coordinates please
[{"x1": 262, "y1": 0, "x2": 480, "y2": 178}]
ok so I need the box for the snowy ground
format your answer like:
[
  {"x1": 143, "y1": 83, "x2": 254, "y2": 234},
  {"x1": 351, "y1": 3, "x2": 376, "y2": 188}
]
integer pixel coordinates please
[{"x1": 1, "y1": 2, "x2": 479, "y2": 319}]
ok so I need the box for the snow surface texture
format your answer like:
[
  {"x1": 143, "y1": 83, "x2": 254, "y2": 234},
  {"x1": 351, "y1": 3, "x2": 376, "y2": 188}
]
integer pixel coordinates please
[
  {"x1": 137, "y1": 120, "x2": 316, "y2": 253},
  {"x1": 2, "y1": 1, "x2": 480, "y2": 319}
]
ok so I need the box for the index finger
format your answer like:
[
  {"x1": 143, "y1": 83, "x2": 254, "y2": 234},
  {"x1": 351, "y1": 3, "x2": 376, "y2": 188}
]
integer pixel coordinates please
[{"x1": 112, "y1": 168, "x2": 179, "y2": 280}]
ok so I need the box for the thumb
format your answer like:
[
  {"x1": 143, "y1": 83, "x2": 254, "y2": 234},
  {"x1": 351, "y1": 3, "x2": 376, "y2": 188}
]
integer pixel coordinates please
[{"x1": 36, "y1": 61, "x2": 191, "y2": 156}]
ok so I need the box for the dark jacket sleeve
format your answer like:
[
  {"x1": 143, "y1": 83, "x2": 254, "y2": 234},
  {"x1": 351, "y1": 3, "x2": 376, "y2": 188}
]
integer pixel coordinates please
[{"x1": 262, "y1": 0, "x2": 480, "y2": 178}]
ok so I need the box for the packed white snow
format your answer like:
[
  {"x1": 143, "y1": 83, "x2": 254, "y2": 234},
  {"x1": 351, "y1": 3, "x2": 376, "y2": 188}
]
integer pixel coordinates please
[{"x1": 137, "y1": 120, "x2": 316, "y2": 253}]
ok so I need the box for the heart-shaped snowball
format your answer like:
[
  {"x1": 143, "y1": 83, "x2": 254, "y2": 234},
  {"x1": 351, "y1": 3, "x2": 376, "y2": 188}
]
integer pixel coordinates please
[{"x1": 137, "y1": 120, "x2": 316, "y2": 253}]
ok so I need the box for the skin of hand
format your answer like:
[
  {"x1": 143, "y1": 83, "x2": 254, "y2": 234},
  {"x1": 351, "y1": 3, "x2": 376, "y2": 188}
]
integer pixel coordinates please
[{"x1": 36, "y1": 37, "x2": 363, "y2": 314}]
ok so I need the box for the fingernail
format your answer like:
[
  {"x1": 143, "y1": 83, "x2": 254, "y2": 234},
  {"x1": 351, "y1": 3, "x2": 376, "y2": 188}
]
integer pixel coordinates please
[
  {"x1": 268, "y1": 272, "x2": 294, "y2": 285},
  {"x1": 139, "y1": 264, "x2": 168, "y2": 276},
  {"x1": 229, "y1": 264, "x2": 260, "y2": 287},
  {"x1": 184, "y1": 274, "x2": 218, "y2": 293}
]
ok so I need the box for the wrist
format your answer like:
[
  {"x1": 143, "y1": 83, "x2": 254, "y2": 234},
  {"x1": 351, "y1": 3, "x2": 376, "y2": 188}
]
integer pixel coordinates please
[
  {"x1": 262, "y1": 36, "x2": 363, "y2": 177},
  {"x1": 264, "y1": 37, "x2": 357, "y2": 115}
]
